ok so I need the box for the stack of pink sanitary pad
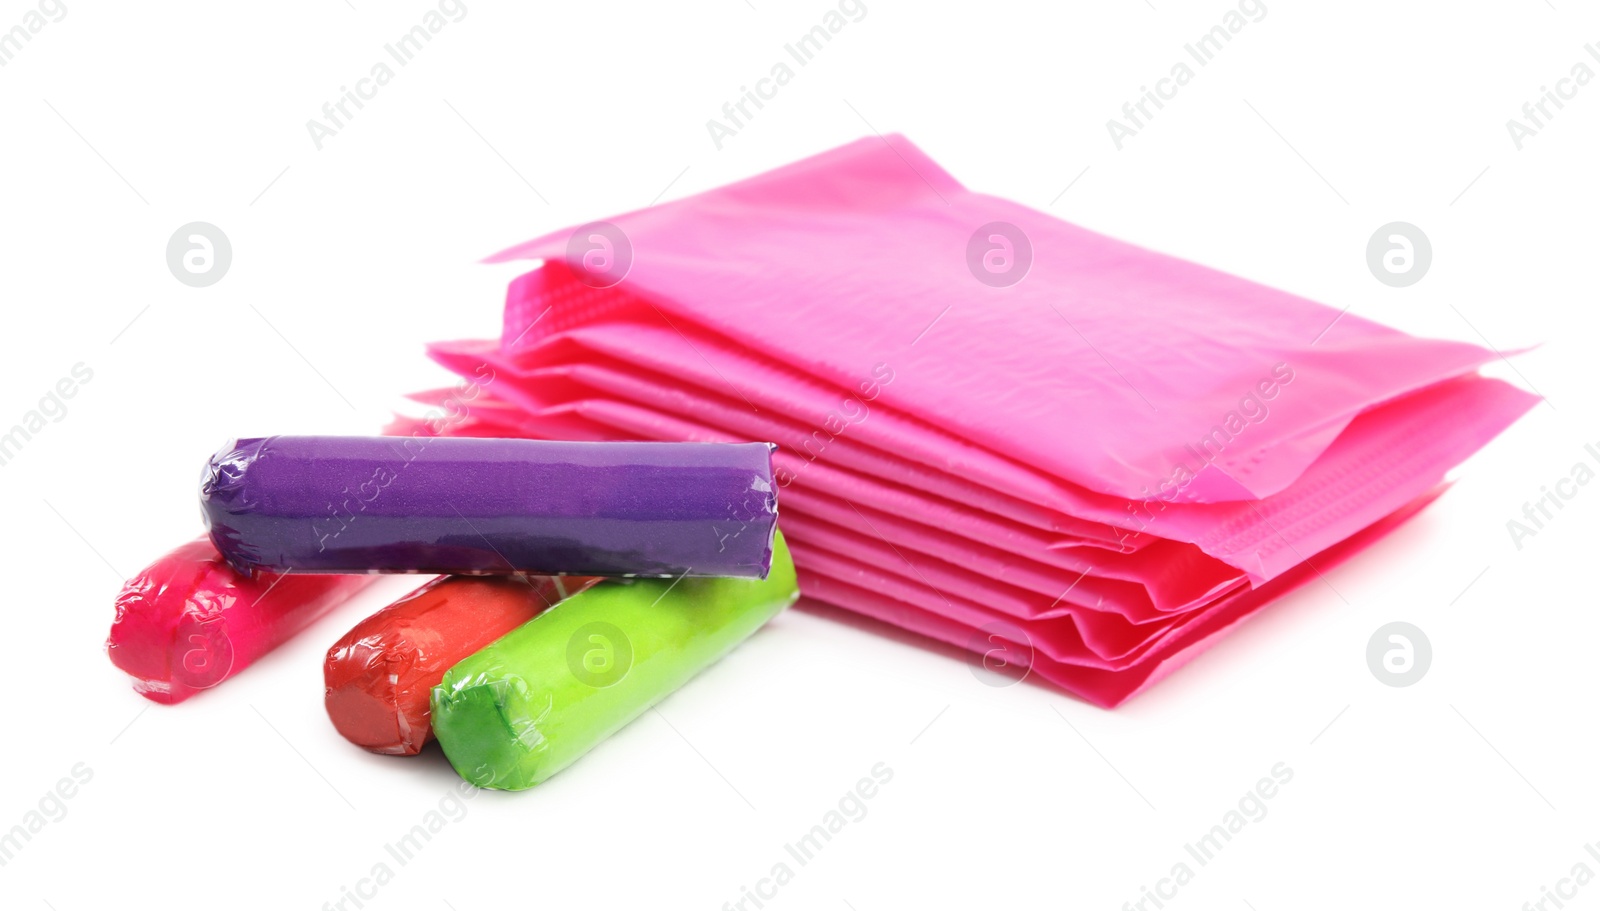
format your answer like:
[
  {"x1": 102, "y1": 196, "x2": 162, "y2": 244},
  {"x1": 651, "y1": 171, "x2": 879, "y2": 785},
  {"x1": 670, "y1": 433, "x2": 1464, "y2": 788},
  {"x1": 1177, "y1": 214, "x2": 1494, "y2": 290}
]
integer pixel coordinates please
[{"x1": 393, "y1": 135, "x2": 1534, "y2": 706}]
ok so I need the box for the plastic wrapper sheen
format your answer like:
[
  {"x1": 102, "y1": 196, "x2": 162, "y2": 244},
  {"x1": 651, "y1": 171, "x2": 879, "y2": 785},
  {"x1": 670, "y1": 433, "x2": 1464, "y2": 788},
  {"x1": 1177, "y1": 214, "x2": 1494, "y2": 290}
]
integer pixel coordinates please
[
  {"x1": 324, "y1": 573, "x2": 598, "y2": 755},
  {"x1": 201, "y1": 435, "x2": 779, "y2": 579},
  {"x1": 431, "y1": 533, "x2": 799, "y2": 789}
]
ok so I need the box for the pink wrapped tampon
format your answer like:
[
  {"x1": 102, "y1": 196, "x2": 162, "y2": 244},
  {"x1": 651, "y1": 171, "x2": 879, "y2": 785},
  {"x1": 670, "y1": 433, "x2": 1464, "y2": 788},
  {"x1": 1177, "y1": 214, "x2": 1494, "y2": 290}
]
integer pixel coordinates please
[{"x1": 107, "y1": 537, "x2": 374, "y2": 703}]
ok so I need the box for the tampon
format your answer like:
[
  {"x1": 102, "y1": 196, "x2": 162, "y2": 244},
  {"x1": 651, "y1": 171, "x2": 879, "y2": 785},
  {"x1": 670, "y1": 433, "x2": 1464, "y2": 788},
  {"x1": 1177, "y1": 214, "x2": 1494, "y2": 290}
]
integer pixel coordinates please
[
  {"x1": 201, "y1": 435, "x2": 779, "y2": 578},
  {"x1": 324, "y1": 574, "x2": 596, "y2": 755},
  {"x1": 107, "y1": 537, "x2": 373, "y2": 703},
  {"x1": 431, "y1": 533, "x2": 798, "y2": 790}
]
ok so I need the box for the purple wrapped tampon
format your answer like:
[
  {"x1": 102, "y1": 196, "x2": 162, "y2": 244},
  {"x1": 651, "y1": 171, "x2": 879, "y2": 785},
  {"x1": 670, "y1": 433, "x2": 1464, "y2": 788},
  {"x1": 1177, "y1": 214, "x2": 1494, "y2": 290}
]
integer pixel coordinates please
[{"x1": 201, "y1": 436, "x2": 778, "y2": 578}]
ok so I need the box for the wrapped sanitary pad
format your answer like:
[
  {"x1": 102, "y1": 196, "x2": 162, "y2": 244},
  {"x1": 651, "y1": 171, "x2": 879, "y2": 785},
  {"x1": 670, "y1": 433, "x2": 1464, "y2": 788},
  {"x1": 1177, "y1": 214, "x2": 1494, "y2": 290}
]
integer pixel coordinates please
[{"x1": 398, "y1": 134, "x2": 1535, "y2": 706}]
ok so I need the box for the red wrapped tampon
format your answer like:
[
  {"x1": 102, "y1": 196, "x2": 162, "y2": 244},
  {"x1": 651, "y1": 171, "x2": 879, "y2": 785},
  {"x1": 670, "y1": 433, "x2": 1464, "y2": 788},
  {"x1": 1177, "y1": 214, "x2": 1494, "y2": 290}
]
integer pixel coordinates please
[
  {"x1": 107, "y1": 538, "x2": 375, "y2": 704},
  {"x1": 323, "y1": 574, "x2": 596, "y2": 755}
]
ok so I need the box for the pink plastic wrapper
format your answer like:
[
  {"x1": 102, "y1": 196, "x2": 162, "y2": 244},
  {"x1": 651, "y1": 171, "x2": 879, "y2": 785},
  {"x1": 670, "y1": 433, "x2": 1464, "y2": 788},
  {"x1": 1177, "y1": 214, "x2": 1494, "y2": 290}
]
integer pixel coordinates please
[
  {"x1": 107, "y1": 538, "x2": 375, "y2": 704},
  {"x1": 398, "y1": 134, "x2": 1535, "y2": 706}
]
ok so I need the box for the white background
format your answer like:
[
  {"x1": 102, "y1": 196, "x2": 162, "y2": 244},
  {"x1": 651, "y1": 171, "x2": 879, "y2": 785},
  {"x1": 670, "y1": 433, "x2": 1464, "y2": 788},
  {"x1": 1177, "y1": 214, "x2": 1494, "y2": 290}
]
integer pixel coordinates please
[{"x1": 1, "y1": 1, "x2": 1596, "y2": 909}]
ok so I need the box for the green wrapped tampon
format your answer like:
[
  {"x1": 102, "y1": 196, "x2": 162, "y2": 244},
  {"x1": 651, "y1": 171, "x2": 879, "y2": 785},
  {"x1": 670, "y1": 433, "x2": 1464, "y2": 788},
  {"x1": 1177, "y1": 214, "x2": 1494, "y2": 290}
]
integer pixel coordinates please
[{"x1": 431, "y1": 532, "x2": 799, "y2": 790}]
